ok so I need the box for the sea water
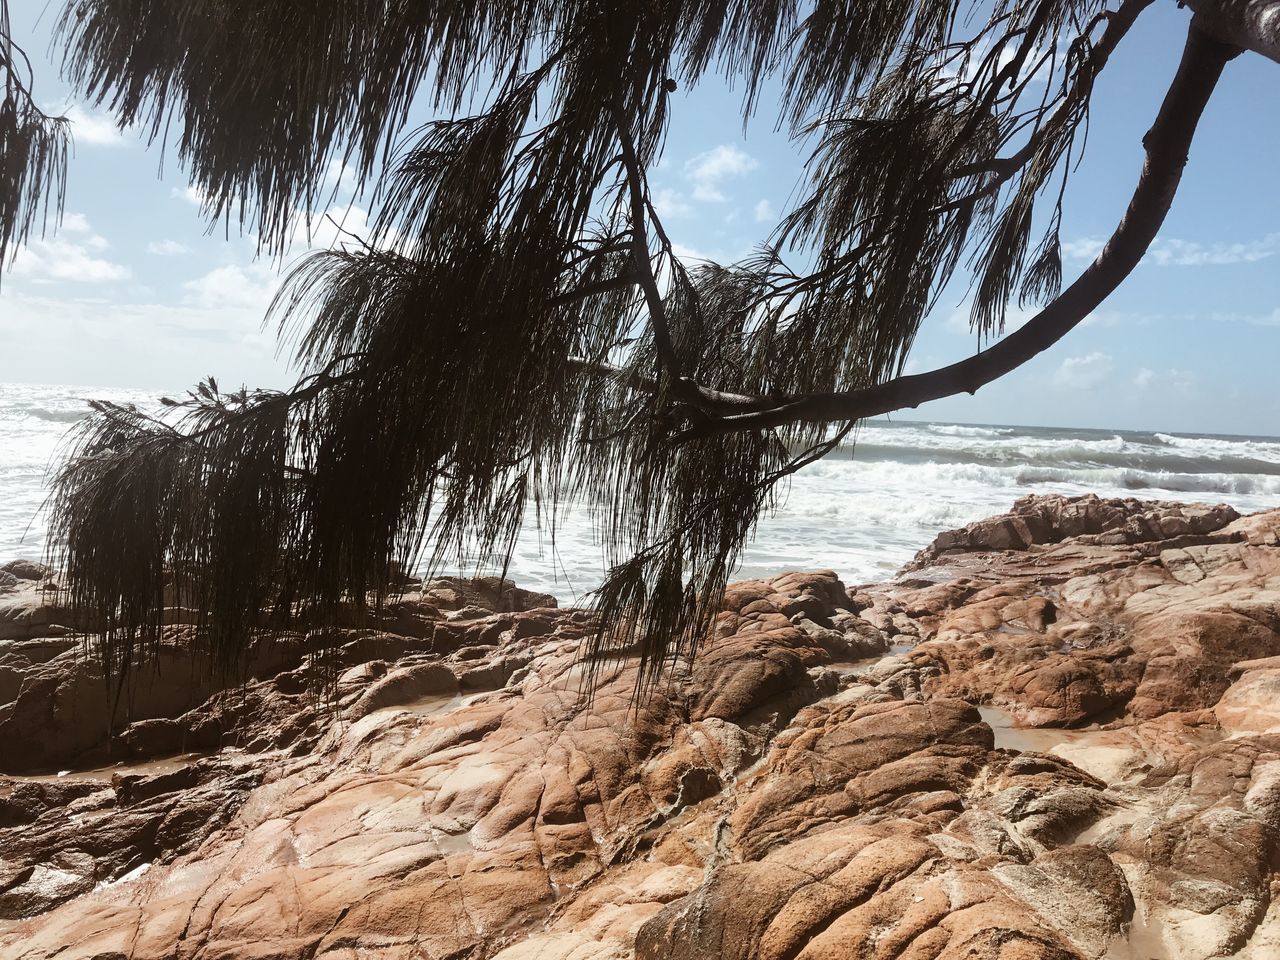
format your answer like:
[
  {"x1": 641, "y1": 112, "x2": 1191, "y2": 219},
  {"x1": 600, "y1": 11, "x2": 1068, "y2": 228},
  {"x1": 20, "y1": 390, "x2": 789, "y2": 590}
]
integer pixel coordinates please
[{"x1": 3, "y1": 380, "x2": 1278, "y2": 604}]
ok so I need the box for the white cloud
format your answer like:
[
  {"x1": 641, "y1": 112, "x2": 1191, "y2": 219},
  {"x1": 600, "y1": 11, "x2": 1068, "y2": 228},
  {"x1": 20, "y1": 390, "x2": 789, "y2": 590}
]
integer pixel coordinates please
[
  {"x1": 942, "y1": 301, "x2": 1036, "y2": 336},
  {"x1": 653, "y1": 188, "x2": 693, "y2": 220},
  {"x1": 183, "y1": 263, "x2": 279, "y2": 311},
  {"x1": 671, "y1": 242, "x2": 713, "y2": 264},
  {"x1": 61, "y1": 213, "x2": 92, "y2": 233},
  {"x1": 56, "y1": 213, "x2": 111, "y2": 252},
  {"x1": 1053, "y1": 351, "x2": 1113, "y2": 389},
  {"x1": 1080, "y1": 310, "x2": 1130, "y2": 328},
  {"x1": 172, "y1": 185, "x2": 208, "y2": 207},
  {"x1": 1246, "y1": 309, "x2": 1280, "y2": 327},
  {"x1": 1065, "y1": 232, "x2": 1280, "y2": 267},
  {"x1": 940, "y1": 38, "x2": 1054, "y2": 89},
  {"x1": 285, "y1": 203, "x2": 380, "y2": 251},
  {"x1": 0, "y1": 288, "x2": 292, "y2": 387},
  {"x1": 684, "y1": 145, "x2": 758, "y2": 202},
  {"x1": 753, "y1": 199, "x2": 775, "y2": 223},
  {"x1": 147, "y1": 239, "x2": 191, "y2": 256},
  {"x1": 1128, "y1": 367, "x2": 1198, "y2": 395},
  {"x1": 9, "y1": 214, "x2": 129, "y2": 283},
  {"x1": 1166, "y1": 368, "x2": 1199, "y2": 394},
  {"x1": 1062, "y1": 237, "x2": 1105, "y2": 261},
  {"x1": 1208, "y1": 307, "x2": 1280, "y2": 328},
  {"x1": 320, "y1": 158, "x2": 361, "y2": 199},
  {"x1": 1147, "y1": 235, "x2": 1279, "y2": 267},
  {"x1": 60, "y1": 104, "x2": 129, "y2": 148}
]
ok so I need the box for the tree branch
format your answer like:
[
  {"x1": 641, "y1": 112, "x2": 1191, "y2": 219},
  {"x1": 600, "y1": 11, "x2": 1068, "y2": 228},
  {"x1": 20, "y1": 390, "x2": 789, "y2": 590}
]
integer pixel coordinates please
[
  {"x1": 1182, "y1": 0, "x2": 1280, "y2": 63},
  {"x1": 611, "y1": 106, "x2": 777, "y2": 417},
  {"x1": 682, "y1": 19, "x2": 1240, "y2": 438},
  {"x1": 947, "y1": 0, "x2": 1155, "y2": 200},
  {"x1": 613, "y1": 105, "x2": 687, "y2": 385}
]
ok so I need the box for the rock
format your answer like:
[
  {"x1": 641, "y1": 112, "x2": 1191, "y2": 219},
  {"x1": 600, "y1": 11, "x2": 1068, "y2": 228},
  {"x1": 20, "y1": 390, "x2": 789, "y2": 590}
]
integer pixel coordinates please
[
  {"x1": 1216, "y1": 667, "x2": 1280, "y2": 736},
  {"x1": 422, "y1": 575, "x2": 557, "y2": 613},
  {"x1": 0, "y1": 578, "x2": 80, "y2": 641},
  {"x1": 346, "y1": 662, "x2": 459, "y2": 719},
  {"x1": 908, "y1": 493, "x2": 1241, "y2": 570},
  {"x1": 0, "y1": 560, "x2": 52, "y2": 582},
  {"x1": 4, "y1": 497, "x2": 1280, "y2": 960}
]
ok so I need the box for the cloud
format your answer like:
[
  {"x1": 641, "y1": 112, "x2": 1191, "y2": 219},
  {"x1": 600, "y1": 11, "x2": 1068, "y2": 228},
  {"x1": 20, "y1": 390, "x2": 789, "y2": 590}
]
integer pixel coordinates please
[
  {"x1": 9, "y1": 214, "x2": 130, "y2": 283},
  {"x1": 0, "y1": 287, "x2": 293, "y2": 388},
  {"x1": 1061, "y1": 237, "x2": 1104, "y2": 261},
  {"x1": 147, "y1": 239, "x2": 191, "y2": 256},
  {"x1": 284, "y1": 203, "x2": 382, "y2": 251},
  {"x1": 1064, "y1": 232, "x2": 1280, "y2": 267},
  {"x1": 60, "y1": 104, "x2": 130, "y2": 148},
  {"x1": 653, "y1": 188, "x2": 693, "y2": 220},
  {"x1": 1053, "y1": 351, "x2": 1113, "y2": 389},
  {"x1": 1209, "y1": 307, "x2": 1280, "y2": 327},
  {"x1": 1080, "y1": 310, "x2": 1132, "y2": 328},
  {"x1": 671, "y1": 242, "x2": 713, "y2": 264},
  {"x1": 183, "y1": 263, "x2": 279, "y2": 311},
  {"x1": 320, "y1": 158, "x2": 361, "y2": 199},
  {"x1": 62, "y1": 213, "x2": 92, "y2": 233},
  {"x1": 1147, "y1": 235, "x2": 1279, "y2": 266},
  {"x1": 684, "y1": 145, "x2": 757, "y2": 202},
  {"x1": 1130, "y1": 367, "x2": 1198, "y2": 395},
  {"x1": 1165, "y1": 368, "x2": 1198, "y2": 394},
  {"x1": 942, "y1": 301, "x2": 1036, "y2": 336},
  {"x1": 939, "y1": 38, "x2": 1054, "y2": 89},
  {"x1": 172, "y1": 185, "x2": 208, "y2": 207},
  {"x1": 1246, "y1": 309, "x2": 1280, "y2": 327},
  {"x1": 753, "y1": 199, "x2": 775, "y2": 223}
]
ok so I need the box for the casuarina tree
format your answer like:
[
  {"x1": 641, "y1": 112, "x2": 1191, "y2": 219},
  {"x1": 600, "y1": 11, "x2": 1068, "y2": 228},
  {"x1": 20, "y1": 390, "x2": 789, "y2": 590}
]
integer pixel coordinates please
[{"x1": 3, "y1": 0, "x2": 1275, "y2": 692}]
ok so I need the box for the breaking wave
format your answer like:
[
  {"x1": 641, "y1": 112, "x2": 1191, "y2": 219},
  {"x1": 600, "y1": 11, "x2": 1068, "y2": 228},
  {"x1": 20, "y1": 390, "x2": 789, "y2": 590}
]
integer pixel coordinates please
[{"x1": 2, "y1": 382, "x2": 1278, "y2": 600}]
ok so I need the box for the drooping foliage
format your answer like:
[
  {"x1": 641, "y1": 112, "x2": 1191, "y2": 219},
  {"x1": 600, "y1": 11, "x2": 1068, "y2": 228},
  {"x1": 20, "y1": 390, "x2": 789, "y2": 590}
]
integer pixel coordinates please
[
  {"x1": 34, "y1": 0, "x2": 1231, "y2": 692},
  {"x1": 0, "y1": 1, "x2": 69, "y2": 271}
]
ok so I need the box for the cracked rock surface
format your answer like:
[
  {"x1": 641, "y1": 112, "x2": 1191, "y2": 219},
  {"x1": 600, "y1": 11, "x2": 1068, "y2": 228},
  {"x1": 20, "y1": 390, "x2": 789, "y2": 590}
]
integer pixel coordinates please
[{"x1": 3, "y1": 496, "x2": 1279, "y2": 959}]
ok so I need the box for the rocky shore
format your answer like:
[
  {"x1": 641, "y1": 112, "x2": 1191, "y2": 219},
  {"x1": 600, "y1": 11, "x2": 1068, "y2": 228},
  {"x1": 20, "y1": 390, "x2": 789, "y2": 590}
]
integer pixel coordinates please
[{"x1": 1, "y1": 494, "x2": 1278, "y2": 959}]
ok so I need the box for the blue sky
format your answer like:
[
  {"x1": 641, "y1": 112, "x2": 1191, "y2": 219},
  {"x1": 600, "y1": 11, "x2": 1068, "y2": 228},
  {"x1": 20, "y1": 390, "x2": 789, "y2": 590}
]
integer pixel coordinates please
[{"x1": 0, "y1": 1, "x2": 1277, "y2": 436}]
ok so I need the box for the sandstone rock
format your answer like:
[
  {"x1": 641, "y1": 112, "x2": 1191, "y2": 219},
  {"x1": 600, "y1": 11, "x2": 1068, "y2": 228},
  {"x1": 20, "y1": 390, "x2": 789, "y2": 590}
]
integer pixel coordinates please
[
  {"x1": 1216, "y1": 667, "x2": 1280, "y2": 736},
  {"x1": 4, "y1": 498, "x2": 1280, "y2": 960},
  {"x1": 0, "y1": 560, "x2": 52, "y2": 581},
  {"x1": 908, "y1": 494, "x2": 1241, "y2": 570},
  {"x1": 0, "y1": 578, "x2": 79, "y2": 641}
]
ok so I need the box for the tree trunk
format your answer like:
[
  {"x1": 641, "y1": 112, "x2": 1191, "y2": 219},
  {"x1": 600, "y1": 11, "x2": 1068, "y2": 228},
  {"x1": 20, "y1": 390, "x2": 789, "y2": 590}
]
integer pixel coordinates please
[{"x1": 1183, "y1": 0, "x2": 1280, "y2": 63}]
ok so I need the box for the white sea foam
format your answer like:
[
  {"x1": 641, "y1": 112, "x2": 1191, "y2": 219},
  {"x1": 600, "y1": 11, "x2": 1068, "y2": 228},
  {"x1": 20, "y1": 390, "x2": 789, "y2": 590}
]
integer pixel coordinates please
[
  {"x1": 2, "y1": 382, "x2": 1278, "y2": 603},
  {"x1": 1155, "y1": 432, "x2": 1280, "y2": 461},
  {"x1": 925, "y1": 423, "x2": 1015, "y2": 439}
]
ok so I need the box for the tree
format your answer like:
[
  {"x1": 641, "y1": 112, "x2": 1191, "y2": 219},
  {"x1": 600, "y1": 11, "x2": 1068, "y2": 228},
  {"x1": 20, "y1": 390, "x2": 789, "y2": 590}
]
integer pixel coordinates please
[{"x1": 3, "y1": 0, "x2": 1275, "y2": 692}]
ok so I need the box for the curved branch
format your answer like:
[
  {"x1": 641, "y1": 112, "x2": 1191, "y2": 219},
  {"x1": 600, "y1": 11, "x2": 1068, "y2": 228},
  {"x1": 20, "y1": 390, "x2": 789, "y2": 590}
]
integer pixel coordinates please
[{"x1": 686, "y1": 20, "x2": 1240, "y2": 438}]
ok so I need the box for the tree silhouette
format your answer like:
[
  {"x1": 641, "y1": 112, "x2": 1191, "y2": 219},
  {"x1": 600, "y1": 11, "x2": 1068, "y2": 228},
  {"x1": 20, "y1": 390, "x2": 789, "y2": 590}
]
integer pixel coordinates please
[{"x1": 2, "y1": 1, "x2": 1274, "y2": 690}]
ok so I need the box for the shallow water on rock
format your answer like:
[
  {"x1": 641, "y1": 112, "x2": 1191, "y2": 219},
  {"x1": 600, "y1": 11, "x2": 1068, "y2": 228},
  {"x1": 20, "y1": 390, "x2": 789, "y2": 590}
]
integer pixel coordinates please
[
  {"x1": 828, "y1": 642, "x2": 916, "y2": 678},
  {"x1": 975, "y1": 705, "x2": 1096, "y2": 755},
  {"x1": 4, "y1": 752, "x2": 208, "y2": 785},
  {"x1": 367, "y1": 692, "x2": 471, "y2": 718},
  {"x1": 1074, "y1": 801, "x2": 1152, "y2": 846}
]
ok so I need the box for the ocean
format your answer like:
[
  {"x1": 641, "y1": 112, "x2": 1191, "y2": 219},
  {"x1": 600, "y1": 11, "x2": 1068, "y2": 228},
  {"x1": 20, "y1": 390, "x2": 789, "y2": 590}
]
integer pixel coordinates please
[{"x1": 3, "y1": 380, "x2": 1279, "y2": 604}]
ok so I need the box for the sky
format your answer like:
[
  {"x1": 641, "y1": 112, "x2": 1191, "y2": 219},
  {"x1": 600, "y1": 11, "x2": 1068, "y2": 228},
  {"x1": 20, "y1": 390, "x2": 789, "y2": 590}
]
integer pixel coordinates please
[{"x1": 0, "y1": 1, "x2": 1277, "y2": 436}]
